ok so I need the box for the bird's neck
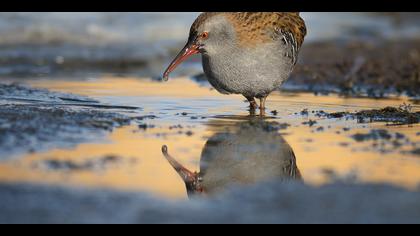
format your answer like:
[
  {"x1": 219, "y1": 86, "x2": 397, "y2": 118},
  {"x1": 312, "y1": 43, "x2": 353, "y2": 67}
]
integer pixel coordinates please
[{"x1": 202, "y1": 41, "x2": 241, "y2": 62}]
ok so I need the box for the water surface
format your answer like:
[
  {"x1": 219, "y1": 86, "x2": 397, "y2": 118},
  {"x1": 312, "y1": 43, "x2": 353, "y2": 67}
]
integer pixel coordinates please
[{"x1": 0, "y1": 77, "x2": 418, "y2": 199}]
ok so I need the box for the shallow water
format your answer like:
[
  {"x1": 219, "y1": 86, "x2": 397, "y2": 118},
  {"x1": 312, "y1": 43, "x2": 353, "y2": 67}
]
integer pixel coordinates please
[{"x1": 0, "y1": 77, "x2": 419, "y2": 199}]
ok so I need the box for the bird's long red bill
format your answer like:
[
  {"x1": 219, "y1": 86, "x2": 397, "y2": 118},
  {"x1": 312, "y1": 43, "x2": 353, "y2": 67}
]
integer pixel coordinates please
[{"x1": 162, "y1": 43, "x2": 199, "y2": 81}]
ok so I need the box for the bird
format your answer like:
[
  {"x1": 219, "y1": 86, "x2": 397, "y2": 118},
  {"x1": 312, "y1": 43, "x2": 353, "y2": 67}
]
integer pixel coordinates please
[
  {"x1": 161, "y1": 119, "x2": 301, "y2": 197},
  {"x1": 163, "y1": 12, "x2": 307, "y2": 115}
]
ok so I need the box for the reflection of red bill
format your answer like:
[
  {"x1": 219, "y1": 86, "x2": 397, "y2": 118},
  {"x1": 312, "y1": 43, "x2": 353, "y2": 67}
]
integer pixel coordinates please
[{"x1": 161, "y1": 145, "x2": 204, "y2": 195}]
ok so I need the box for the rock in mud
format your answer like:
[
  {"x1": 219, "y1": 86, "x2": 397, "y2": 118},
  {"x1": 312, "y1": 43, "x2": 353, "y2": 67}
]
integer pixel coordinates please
[
  {"x1": 409, "y1": 148, "x2": 420, "y2": 156},
  {"x1": 135, "y1": 115, "x2": 157, "y2": 121},
  {"x1": 302, "y1": 120, "x2": 317, "y2": 127},
  {"x1": 300, "y1": 109, "x2": 309, "y2": 116},
  {"x1": 352, "y1": 129, "x2": 393, "y2": 142},
  {"x1": 34, "y1": 155, "x2": 125, "y2": 172},
  {"x1": 350, "y1": 129, "x2": 417, "y2": 155},
  {"x1": 138, "y1": 124, "x2": 155, "y2": 130}
]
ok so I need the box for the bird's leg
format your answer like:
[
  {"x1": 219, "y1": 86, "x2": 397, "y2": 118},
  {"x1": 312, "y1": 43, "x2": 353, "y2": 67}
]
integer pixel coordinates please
[
  {"x1": 259, "y1": 96, "x2": 267, "y2": 110},
  {"x1": 259, "y1": 108, "x2": 265, "y2": 117},
  {"x1": 259, "y1": 96, "x2": 267, "y2": 117},
  {"x1": 245, "y1": 96, "x2": 258, "y2": 110}
]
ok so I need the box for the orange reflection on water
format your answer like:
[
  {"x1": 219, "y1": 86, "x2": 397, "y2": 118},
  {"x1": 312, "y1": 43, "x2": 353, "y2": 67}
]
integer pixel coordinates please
[
  {"x1": 29, "y1": 76, "x2": 241, "y2": 98},
  {"x1": 0, "y1": 125, "x2": 213, "y2": 199},
  {"x1": 0, "y1": 77, "x2": 418, "y2": 198},
  {"x1": 288, "y1": 124, "x2": 420, "y2": 188}
]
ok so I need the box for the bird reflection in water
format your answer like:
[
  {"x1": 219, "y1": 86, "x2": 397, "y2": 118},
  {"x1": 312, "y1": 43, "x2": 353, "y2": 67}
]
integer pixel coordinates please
[{"x1": 162, "y1": 118, "x2": 302, "y2": 197}]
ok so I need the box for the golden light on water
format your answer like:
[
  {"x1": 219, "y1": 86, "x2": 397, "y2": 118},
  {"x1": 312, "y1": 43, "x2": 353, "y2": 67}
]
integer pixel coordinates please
[
  {"x1": 0, "y1": 77, "x2": 419, "y2": 198},
  {"x1": 0, "y1": 125, "x2": 208, "y2": 198}
]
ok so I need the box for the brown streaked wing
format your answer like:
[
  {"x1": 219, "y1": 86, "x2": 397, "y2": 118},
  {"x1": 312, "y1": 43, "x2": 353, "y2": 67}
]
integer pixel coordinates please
[{"x1": 225, "y1": 12, "x2": 307, "y2": 51}]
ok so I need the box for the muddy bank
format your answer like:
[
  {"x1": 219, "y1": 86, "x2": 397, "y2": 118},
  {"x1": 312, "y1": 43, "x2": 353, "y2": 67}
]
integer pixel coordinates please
[
  {"x1": 0, "y1": 83, "x2": 135, "y2": 158},
  {"x1": 287, "y1": 39, "x2": 420, "y2": 98},
  {"x1": 0, "y1": 181, "x2": 419, "y2": 223},
  {"x1": 316, "y1": 106, "x2": 420, "y2": 125}
]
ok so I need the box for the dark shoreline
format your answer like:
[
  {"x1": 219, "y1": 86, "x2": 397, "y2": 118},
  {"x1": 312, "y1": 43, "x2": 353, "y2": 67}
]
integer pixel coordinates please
[
  {"x1": 287, "y1": 38, "x2": 420, "y2": 98},
  {"x1": 2, "y1": 37, "x2": 420, "y2": 100}
]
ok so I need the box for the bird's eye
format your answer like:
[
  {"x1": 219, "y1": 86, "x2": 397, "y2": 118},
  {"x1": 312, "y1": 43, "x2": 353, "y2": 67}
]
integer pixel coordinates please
[{"x1": 201, "y1": 32, "x2": 209, "y2": 39}]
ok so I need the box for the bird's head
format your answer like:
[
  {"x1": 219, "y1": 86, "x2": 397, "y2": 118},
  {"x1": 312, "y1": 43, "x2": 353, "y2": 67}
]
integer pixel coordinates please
[{"x1": 162, "y1": 13, "x2": 235, "y2": 81}]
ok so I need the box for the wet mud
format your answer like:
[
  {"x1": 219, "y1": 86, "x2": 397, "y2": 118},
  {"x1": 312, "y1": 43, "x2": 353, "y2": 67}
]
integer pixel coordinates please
[
  {"x1": 316, "y1": 106, "x2": 420, "y2": 125},
  {"x1": 0, "y1": 83, "x2": 135, "y2": 157},
  {"x1": 289, "y1": 39, "x2": 420, "y2": 98}
]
